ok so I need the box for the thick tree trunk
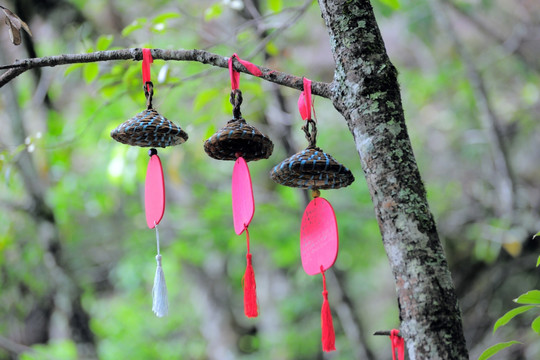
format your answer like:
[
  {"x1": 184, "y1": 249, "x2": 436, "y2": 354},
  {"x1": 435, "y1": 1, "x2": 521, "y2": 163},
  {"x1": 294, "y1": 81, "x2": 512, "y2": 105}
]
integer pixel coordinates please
[{"x1": 318, "y1": 0, "x2": 469, "y2": 358}]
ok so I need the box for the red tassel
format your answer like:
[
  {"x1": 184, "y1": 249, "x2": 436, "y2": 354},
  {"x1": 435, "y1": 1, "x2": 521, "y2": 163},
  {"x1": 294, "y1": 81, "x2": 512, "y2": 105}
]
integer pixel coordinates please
[
  {"x1": 243, "y1": 253, "x2": 258, "y2": 317},
  {"x1": 243, "y1": 228, "x2": 258, "y2": 317},
  {"x1": 321, "y1": 269, "x2": 336, "y2": 352}
]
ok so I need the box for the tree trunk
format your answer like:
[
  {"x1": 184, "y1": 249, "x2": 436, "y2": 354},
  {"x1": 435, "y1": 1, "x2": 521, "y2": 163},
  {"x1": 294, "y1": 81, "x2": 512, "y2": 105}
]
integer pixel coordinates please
[{"x1": 318, "y1": 0, "x2": 469, "y2": 358}]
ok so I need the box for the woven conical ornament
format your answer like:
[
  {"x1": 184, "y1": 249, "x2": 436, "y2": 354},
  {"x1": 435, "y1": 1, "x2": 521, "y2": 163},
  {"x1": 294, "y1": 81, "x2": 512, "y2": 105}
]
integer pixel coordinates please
[
  {"x1": 270, "y1": 119, "x2": 354, "y2": 190},
  {"x1": 203, "y1": 54, "x2": 272, "y2": 318},
  {"x1": 110, "y1": 83, "x2": 188, "y2": 148},
  {"x1": 109, "y1": 49, "x2": 186, "y2": 318},
  {"x1": 271, "y1": 78, "x2": 356, "y2": 352},
  {"x1": 204, "y1": 90, "x2": 273, "y2": 161}
]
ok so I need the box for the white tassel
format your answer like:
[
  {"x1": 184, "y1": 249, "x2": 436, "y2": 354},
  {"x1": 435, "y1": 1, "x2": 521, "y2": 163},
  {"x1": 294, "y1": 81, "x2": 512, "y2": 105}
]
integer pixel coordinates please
[
  {"x1": 152, "y1": 254, "x2": 169, "y2": 317},
  {"x1": 152, "y1": 224, "x2": 168, "y2": 317}
]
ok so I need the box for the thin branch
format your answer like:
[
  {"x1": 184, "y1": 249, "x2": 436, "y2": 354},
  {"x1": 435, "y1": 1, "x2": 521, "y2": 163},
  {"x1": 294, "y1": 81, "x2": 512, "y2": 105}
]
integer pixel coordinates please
[
  {"x1": 431, "y1": 0, "x2": 517, "y2": 217},
  {"x1": 373, "y1": 330, "x2": 400, "y2": 337},
  {"x1": 245, "y1": 0, "x2": 315, "y2": 59},
  {"x1": 442, "y1": 0, "x2": 540, "y2": 73},
  {"x1": 0, "y1": 335, "x2": 33, "y2": 355},
  {"x1": 0, "y1": 48, "x2": 332, "y2": 98}
]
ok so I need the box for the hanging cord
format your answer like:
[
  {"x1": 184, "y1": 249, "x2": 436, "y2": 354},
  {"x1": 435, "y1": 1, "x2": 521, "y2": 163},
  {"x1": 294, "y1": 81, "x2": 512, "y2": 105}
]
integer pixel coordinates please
[
  {"x1": 302, "y1": 119, "x2": 318, "y2": 149},
  {"x1": 152, "y1": 222, "x2": 169, "y2": 317},
  {"x1": 320, "y1": 265, "x2": 336, "y2": 352},
  {"x1": 227, "y1": 53, "x2": 261, "y2": 121},
  {"x1": 144, "y1": 81, "x2": 154, "y2": 109},
  {"x1": 230, "y1": 89, "x2": 243, "y2": 120}
]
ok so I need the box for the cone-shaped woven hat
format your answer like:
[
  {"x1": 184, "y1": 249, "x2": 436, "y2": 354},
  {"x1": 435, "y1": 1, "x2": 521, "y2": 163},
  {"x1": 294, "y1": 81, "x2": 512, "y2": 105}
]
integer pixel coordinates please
[
  {"x1": 270, "y1": 147, "x2": 354, "y2": 190},
  {"x1": 111, "y1": 108, "x2": 188, "y2": 148},
  {"x1": 204, "y1": 118, "x2": 273, "y2": 161}
]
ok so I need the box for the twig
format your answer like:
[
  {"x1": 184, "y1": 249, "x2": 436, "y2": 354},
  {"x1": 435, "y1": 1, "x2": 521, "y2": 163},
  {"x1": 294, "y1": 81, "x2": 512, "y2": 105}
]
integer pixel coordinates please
[
  {"x1": 431, "y1": 0, "x2": 516, "y2": 217},
  {"x1": 373, "y1": 330, "x2": 401, "y2": 337},
  {"x1": 442, "y1": 0, "x2": 539, "y2": 73},
  {"x1": 0, "y1": 335, "x2": 33, "y2": 355},
  {"x1": 0, "y1": 48, "x2": 332, "y2": 98},
  {"x1": 246, "y1": 0, "x2": 315, "y2": 59}
]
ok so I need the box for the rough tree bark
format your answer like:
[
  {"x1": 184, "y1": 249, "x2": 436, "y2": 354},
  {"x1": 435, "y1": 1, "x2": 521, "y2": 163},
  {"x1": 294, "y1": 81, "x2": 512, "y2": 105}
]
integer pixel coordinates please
[{"x1": 318, "y1": 0, "x2": 469, "y2": 358}]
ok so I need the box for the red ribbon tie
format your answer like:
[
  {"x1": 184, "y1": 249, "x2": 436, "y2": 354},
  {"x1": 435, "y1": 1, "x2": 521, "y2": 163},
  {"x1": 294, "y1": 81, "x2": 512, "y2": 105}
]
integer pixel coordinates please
[
  {"x1": 228, "y1": 53, "x2": 262, "y2": 90},
  {"x1": 142, "y1": 48, "x2": 153, "y2": 92}
]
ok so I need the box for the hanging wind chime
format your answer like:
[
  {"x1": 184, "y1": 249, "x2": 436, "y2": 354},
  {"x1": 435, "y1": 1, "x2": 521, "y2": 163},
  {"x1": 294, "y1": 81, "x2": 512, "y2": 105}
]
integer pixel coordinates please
[
  {"x1": 270, "y1": 78, "x2": 355, "y2": 351},
  {"x1": 203, "y1": 54, "x2": 274, "y2": 318},
  {"x1": 110, "y1": 48, "x2": 188, "y2": 317}
]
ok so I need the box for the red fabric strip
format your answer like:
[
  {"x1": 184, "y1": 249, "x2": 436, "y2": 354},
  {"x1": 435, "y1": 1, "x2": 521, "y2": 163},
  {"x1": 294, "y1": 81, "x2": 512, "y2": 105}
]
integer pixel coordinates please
[
  {"x1": 390, "y1": 329, "x2": 405, "y2": 360},
  {"x1": 228, "y1": 53, "x2": 262, "y2": 90},
  {"x1": 142, "y1": 48, "x2": 153, "y2": 92},
  {"x1": 298, "y1": 77, "x2": 313, "y2": 120}
]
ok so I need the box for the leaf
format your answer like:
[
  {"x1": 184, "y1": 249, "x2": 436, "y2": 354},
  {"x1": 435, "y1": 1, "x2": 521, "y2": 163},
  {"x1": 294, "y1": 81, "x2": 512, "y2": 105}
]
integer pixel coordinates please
[
  {"x1": 378, "y1": 0, "x2": 401, "y2": 10},
  {"x1": 96, "y1": 35, "x2": 114, "y2": 51},
  {"x1": 532, "y1": 316, "x2": 540, "y2": 334},
  {"x1": 265, "y1": 41, "x2": 279, "y2": 57},
  {"x1": 193, "y1": 88, "x2": 219, "y2": 112},
  {"x1": 478, "y1": 341, "x2": 521, "y2": 360},
  {"x1": 204, "y1": 3, "x2": 223, "y2": 22},
  {"x1": 64, "y1": 63, "x2": 84, "y2": 77},
  {"x1": 121, "y1": 18, "x2": 146, "y2": 37},
  {"x1": 514, "y1": 290, "x2": 540, "y2": 304},
  {"x1": 537, "y1": 255, "x2": 540, "y2": 268},
  {"x1": 1, "y1": 5, "x2": 32, "y2": 46},
  {"x1": 268, "y1": 0, "x2": 283, "y2": 13},
  {"x1": 152, "y1": 12, "x2": 180, "y2": 25},
  {"x1": 534, "y1": 231, "x2": 540, "y2": 239},
  {"x1": 493, "y1": 305, "x2": 535, "y2": 333},
  {"x1": 83, "y1": 63, "x2": 99, "y2": 83}
]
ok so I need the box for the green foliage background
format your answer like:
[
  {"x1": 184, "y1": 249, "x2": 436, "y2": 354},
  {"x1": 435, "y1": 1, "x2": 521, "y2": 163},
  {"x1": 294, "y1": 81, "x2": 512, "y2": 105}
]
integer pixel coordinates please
[{"x1": 0, "y1": 0, "x2": 539, "y2": 359}]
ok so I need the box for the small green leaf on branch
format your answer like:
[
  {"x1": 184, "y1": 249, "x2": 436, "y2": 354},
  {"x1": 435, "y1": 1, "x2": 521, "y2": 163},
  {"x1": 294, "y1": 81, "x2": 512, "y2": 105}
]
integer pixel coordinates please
[
  {"x1": 377, "y1": 0, "x2": 401, "y2": 10},
  {"x1": 514, "y1": 290, "x2": 540, "y2": 305},
  {"x1": 122, "y1": 18, "x2": 146, "y2": 37},
  {"x1": 96, "y1": 35, "x2": 114, "y2": 51},
  {"x1": 64, "y1": 63, "x2": 84, "y2": 77},
  {"x1": 478, "y1": 341, "x2": 521, "y2": 360},
  {"x1": 83, "y1": 63, "x2": 99, "y2": 83},
  {"x1": 532, "y1": 316, "x2": 540, "y2": 334},
  {"x1": 268, "y1": 0, "x2": 283, "y2": 13},
  {"x1": 204, "y1": 3, "x2": 223, "y2": 21},
  {"x1": 152, "y1": 12, "x2": 180, "y2": 25},
  {"x1": 493, "y1": 305, "x2": 535, "y2": 333}
]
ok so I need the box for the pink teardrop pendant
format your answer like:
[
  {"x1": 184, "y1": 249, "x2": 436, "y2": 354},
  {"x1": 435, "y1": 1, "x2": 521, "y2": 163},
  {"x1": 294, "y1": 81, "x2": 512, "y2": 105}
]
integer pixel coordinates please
[
  {"x1": 300, "y1": 195, "x2": 338, "y2": 276},
  {"x1": 145, "y1": 148, "x2": 165, "y2": 229},
  {"x1": 232, "y1": 156, "x2": 254, "y2": 235}
]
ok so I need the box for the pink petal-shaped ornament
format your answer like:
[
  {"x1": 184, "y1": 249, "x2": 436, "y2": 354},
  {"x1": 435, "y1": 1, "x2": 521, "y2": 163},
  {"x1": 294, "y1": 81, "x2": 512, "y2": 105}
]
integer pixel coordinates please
[
  {"x1": 232, "y1": 157, "x2": 254, "y2": 235},
  {"x1": 300, "y1": 197, "x2": 338, "y2": 276},
  {"x1": 145, "y1": 154, "x2": 165, "y2": 229}
]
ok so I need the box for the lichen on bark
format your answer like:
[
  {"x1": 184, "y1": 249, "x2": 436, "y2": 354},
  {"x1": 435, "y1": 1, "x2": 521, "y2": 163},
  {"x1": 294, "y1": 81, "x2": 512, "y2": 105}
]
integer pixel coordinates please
[{"x1": 318, "y1": 0, "x2": 469, "y2": 358}]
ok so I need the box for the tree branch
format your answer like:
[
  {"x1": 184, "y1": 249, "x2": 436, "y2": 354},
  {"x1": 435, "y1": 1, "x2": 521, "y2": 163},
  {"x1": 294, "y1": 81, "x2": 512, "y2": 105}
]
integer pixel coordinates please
[
  {"x1": 432, "y1": 0, "x2": 516, "y2": 217},
  {"x1": 0, "y1": 48, "x2": 332, "y2": 98},
  {"x1": 0, "y1": 335, "x2": 32, "y2": 355}
]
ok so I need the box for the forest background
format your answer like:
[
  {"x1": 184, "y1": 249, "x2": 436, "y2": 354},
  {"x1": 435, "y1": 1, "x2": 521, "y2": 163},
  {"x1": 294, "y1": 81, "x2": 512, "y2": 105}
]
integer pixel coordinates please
[{"x1": 0, "y1": 0, "x2": 539, "y2": 359}]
